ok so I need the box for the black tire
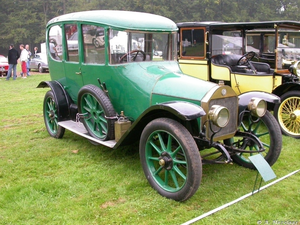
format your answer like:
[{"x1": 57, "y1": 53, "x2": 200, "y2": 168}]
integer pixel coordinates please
[
  {"x1": 43, "y1": 90, "x2": 65, "y2": 138},
  {"x1": 274, "y1": 91, "x2": 300, "y2": 138},
  {"x1": 139, "y1": 118, "x2": 202, "y2": 201},
  {"x1": 38, "y1": 64, "x2": 44, "y2": 73},
  {"x1": 78, "y1": 85, "x2": 116, "y2": 141},
  {"x1": 93, "y1": 38, "x2": 100, "y2": 48},
  {"x1": 225, "y1": 111, "x2": 282, "y2": 169}
]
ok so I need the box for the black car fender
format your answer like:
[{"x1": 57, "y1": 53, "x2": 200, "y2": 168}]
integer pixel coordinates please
[
  {"x1": 272, "y1": 82, "x2": 300, "y2": 97},
  {"x1": 114, "y1": 101, "x2": 206, "y2": 147},
  {"x1": 238, "y1": 91, "x2": 280, "y2": 116},
  {"x1": 37, "y1": 81, "x2": 72, "y2": 120}
]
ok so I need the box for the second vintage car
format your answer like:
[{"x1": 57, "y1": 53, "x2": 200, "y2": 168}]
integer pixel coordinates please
[
  {"x1": 38, "y1": 10, "x2": 282, "y2": 201},
  {"x1": 177, "y1": 20, "x2": 300, "y2": 138}
]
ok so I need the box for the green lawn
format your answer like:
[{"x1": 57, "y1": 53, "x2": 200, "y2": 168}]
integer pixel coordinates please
[{"x1": 0, "y1": 74, "x2": 299, "y2": 225}]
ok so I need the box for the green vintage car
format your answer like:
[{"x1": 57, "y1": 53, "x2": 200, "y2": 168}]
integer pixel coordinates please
[
  {"x1": 38, "y1": 10, "x2": 281, "y2": 201},
  {"x1": 177, "y1": 21, "x2": 300, "y2": 138}
]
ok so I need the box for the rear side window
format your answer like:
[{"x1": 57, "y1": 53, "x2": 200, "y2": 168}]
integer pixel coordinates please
[
  {"x1": 65, "y1": 24, "x2": 78, "y2": 62},
  {"x1": 82, "y1": 25, "x2": 105, "y2": 64},
  {"x1": 48, "y1": 25, "x2": 63, "y2": 61},
  {"x1": 180, "y1": 28, "x2": 205, "y2": 58}
]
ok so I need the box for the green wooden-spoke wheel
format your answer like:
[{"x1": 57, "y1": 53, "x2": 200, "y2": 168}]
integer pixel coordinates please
[
  {"x1": 139, "y1": 118, "x2": 202, "y2": 201},
  {"x1": 274, "y1": 91, "x2": 300, "y2": 138},
  {"x1": 78, "y1": 85, "x2": 116, "y2": 141},
  {"x1": 43, "y1": 90, "x2": 65, "y2": 138},
  {"x1": 225, "y1": 111, "x2": 281, "y2": 169}
]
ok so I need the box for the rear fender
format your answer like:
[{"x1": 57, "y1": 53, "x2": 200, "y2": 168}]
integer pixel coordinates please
[{"x1": 37, "y1": 81, "x2": 71, "y2": 120}]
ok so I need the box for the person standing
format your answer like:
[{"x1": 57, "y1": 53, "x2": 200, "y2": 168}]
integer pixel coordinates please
[
  {"x1": 25, "y1": 44, "x2": 31, "y2": 76},
  {"x1": 33, "y1": 47, "x2": 39, "y2": 57},
  {"x1": 6, "y1": 44, "x2": 20, "y2": 81},
  {"x1": 19, "y1": 44, "x2": 28, "y2": 78},
  {"x1": 49, "y1": 40, "x2": 58, "y2": 59}
]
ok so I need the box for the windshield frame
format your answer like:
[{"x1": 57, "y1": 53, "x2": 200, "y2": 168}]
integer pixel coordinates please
[{"x1": 109, "y1": 29, "x2": 177, "y2": 64}]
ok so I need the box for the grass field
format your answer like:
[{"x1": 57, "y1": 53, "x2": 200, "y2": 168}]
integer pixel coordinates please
[{"x1": 0, "y1": 74, "x2": 299, "y2": 225}]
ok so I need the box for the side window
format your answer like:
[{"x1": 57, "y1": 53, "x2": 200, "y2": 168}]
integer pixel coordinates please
[
  {"x1": 263, "y1": 35, "x2": 275, "y2": 53},
  {"x1": 109, "y1": 30, "x2": 128, "y2": 64},
  {"x1": 82, "y1": 25, "x2": 105, "y2": 64},
  {"x1": 65, "y1": 24, "x2": 78, "y2": 62},
  {"x1": 181, "y1": 28, "x2": 205, "y2": 58},
  {"x1": 212, "y1": 31, "x2": 242, "y2": 55},
  {"x1": 246, "y1": 34, "x2": 260, "y2": 54},
  {"x1": 48, "y1": 25, "x2": 62, "y2": 61}
]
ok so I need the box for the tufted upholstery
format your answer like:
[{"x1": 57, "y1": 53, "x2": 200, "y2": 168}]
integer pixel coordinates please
[{"x1": 211, "y1": 54, "x2": 273, "y2": 74}]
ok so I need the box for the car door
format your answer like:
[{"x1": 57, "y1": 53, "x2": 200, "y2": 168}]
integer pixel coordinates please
[
  {"x1": 30, "y1": 56, "x2": 38, "y2": 70},
  {"x1": 63, "y1": 24, "x2": 84, "y2": 102},
  {"x1": 178, "y1": 27, "x2": 209, "y2": 81},
  {"x1": 80, "y1": 24, "x2": 106, "y2": 87}
]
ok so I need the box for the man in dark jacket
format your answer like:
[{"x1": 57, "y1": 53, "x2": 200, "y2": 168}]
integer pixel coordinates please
[{"x1": 6, "y1": 44, "x2": 20, "y2": 80}]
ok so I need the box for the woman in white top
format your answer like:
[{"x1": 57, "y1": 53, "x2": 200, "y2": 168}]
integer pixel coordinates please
[{"x1": 19, "y1": 44, "x2": 28, "y2": 78}]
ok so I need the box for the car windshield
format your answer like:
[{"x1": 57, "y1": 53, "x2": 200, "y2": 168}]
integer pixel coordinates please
[
  {"x1": 109, "y1": 30, "x2": 177, "y2": 64},
  {"x1": 246, "y1": 28, "x2": 300, "y2": 69},
  {"x1": 211, "y1": 31, "x2": 243, "y2": 55},
  {"x1": 210, "y1": 26, "x2": 300, "y2": 70},
  {"x1": 34, "y1": 53, "x2": 47, "y2": 62}
]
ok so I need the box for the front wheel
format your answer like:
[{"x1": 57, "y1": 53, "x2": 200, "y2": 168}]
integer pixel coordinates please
[
  {"x1": 43, "y1": 90, "x2": 65, "y2": 138},
  {"x1": 225, "y1": 111, "x2": 282, "y2": 169},
  {"x1": 139, "y1": 118, "x2": 202, "y2": 201},
  {"x1": 274, "y1": 91, "x2": 300, "y2": 138}
]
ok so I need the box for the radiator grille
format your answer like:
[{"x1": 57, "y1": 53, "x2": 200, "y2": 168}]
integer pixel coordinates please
[{"x1": 207, "y1": 96, "x2": 238, "y2": 140}]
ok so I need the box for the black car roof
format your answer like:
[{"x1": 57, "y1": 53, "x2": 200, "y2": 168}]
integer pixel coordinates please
[{"x1": 177, "y1": 20, "x2": 300, "y2": 31}]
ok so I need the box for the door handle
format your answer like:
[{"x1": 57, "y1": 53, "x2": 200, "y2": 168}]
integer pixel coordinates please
[{"x1": 76, "y1": 71, "x2": 82, "y2": 75}]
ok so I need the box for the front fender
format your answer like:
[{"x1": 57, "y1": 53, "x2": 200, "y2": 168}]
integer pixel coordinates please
[
  {"x1": 272, "y1": 82, "x2": 300, "y2": 97},
  {"x1": 156, "y1": 101, "x2": 206, "y2": 120},
  {"x1": 115, "y1": 101, "x2": 206, "y2": 148},
  {"x1": 238, "y1": 91, "x2": 280, "y2": 114},
  {"x1": 37, "y1": 81, "x2": 72, "y2": 120}
]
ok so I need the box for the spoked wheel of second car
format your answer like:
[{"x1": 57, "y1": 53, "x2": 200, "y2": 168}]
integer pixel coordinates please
[
  {"x1": 43, "y1": 90, "x2": 65, "y2": 138},
  {"x1": 224, "y1": 111, "x2": 282, "y2": 169},
  {"x1": 78, "y1": 84, "x2": 116, "y2": 141},
  {"x1": 139, "y1": 118, "x2": 202, "y2": 201},
  {"x1": 274, "y1": 91, "x2": 300, "y2": 138}
]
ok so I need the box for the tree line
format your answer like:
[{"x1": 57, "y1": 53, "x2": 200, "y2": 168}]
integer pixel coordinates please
[{"x1": 0, "y1": 0, "x2": 299, "y2": 54}]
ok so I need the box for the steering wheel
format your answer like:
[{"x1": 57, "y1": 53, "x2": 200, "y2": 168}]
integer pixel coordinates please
[
  {"x1": 237, "y1": 51, "x2": 256, "y2": 65},
  {"x1": 237, "y1": 51, "x2": 257, "y2": 73},
  {"x1": 119, "y1": 50, "x2": 146, "y2": 63}
]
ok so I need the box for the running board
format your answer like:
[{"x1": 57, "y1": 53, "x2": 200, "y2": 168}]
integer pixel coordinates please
[{"x1": 58, "y1": 120, "x2": 117, "y2": 148}]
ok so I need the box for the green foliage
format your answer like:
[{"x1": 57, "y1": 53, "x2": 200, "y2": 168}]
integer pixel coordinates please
[
  {"x1": 0, "y1": 73, "x2": 299, "y2": 224},
  {"x1": 1, "y1": 0, "x2": 300, "y2": 54}
]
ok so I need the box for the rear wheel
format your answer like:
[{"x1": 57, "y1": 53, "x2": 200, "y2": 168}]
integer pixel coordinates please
[
  {"x1": 78, "y1": 85, "x2": 116, "y2": 141},
  {"x1": 225, "y1": 111, "x2": 281, "y2": 169},
  {"x1": 43, "y1": 90, "x2": 65, "y2": 138},
  {"x1": 139, "y1": 118, "x2": 202, "y2": 201},
  {"x1": 38, "y1": 64, "x2": 44, "y2": 73},
  {"x1": 274, "y1": 91, "x2": 300, "y2": 138}
]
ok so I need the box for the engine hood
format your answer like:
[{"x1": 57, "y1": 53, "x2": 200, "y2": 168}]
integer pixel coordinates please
[{"x1": 151, "y1": 66, "x2": 218, "y2": 103}]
